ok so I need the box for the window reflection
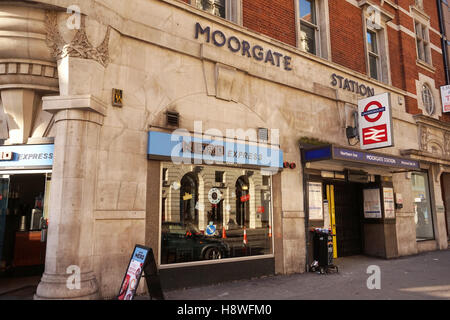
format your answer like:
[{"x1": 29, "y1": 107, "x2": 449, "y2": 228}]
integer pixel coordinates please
[
  {"x1": 161, "y1": 163, "x2": 273, "y2": 265},
  {"x1": 412, "y1": 172, "x2": 434, "y2": 240}
]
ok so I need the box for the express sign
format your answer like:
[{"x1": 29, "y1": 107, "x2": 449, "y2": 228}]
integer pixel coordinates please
[{"x1": 358, "y1": 93, "x2": 394, "y2": 150}]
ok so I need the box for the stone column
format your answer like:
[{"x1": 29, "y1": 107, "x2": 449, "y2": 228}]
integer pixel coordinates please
[
  {"x1": 392, "y1": 172, "x2": 418, "y2": 256},
  {"x1": 429, "y1": 164, "x2": 449, "y2": 251},
  {"x1": 34, "y1": 94, "x2": 106, "y2": 300},
  {"x1": 35, "y1": 56, "x2": 107, "y2": 300}
]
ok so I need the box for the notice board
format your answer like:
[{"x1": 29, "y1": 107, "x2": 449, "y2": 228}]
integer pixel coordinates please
[
  {"x1": 308, "y1": 182, "x2": 323, "y2": 220},
  {"x1": 363, "y1": 188, "x2": 382, "y2": 219}
]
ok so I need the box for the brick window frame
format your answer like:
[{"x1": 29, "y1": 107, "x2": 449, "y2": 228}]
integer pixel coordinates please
[
  {"x1": 366, "y1": 29, "x2": 380, "y2": 80},
  {"x1": 360, "y1": 3, "x2": 393, "y2": 84},
  {"x1": 294, "y1": 0, "x2": 331, "y2": 60},
  {"x1": 411, "y1": 3, "x2": 434, "y2": 71},
  {"x1": 414, "y1": 20, "x2": 432, "y2": 66},
  {"x1": 189, "y1": 0, "x2": 242, "y2": 25}
]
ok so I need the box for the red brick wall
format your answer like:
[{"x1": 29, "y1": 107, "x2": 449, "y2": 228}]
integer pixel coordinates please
[
  {"x1": 242, "y1": 0, "x2": 297, "y2": 47},
  {"x1": 181, "y1": 0, "x2": 447, "y2": 120},
  {"x1": 388, "y1": 26, "x2": 404, "y2": 90},
  {"x1": 329, "y1": 0, "x2": 366, "y2": 74}
]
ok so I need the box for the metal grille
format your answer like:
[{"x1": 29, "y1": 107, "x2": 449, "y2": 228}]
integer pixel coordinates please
[{"x1": 166, "y1": 111, "x2": 180, "y2": 127}]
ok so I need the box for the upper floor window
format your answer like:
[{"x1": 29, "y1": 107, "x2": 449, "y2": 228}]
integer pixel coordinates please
[
  {"x1": 299, "y1": 0, "x2": 318, "y2": 54},
  {"x1": 360, "y1": 3, "x2": 393, "y2": 84},
  {"x1": 191, "y1": 0, "x2": 241, "y2": 24},
  {"x1": 296, "y1": 0, "x2": 330, "y2": 59},
  {"x1": 194, "y1": 0, "x2": 225, "y2": 18},
  {"x1": 415, "y1": 21, "x2": 431, "y2": 64},
  {"x1": 367, "y1": 30, "x2": 380, "y2": 80}
]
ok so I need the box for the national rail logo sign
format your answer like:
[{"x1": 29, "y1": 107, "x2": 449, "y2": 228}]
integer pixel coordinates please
[{"x1": 358, "y1": 93, "x2": 394, "y2": 150}]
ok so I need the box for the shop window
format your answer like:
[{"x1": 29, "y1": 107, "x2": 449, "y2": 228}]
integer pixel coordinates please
[
  {"x1": 191, "y1": 0, "x2": 241, "y2": 24},
  {"x1": 160, "y1": 163, "x2": 273, "y2": 265},
  {"x1": 412, "y1": 172, "x2": 435, "y2": 241},
  {"x1": 415, "y1": 21, "x2": 431, "y2": 65}
]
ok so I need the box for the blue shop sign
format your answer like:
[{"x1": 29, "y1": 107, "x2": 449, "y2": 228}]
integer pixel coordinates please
[
  {"x1": 303, "y1": 145, "x2": 419, "y2": 170},
  {"x1": 148, "y1": 131, "x2": 283, "y2": 169},
  {"x1": 0, "y1": 144, "x2": 54, "y2": 169}
]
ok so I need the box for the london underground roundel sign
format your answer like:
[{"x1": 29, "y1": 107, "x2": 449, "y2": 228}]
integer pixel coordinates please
[{"x1": 358, "y1": 93, "x2": 394, "y2": 150}]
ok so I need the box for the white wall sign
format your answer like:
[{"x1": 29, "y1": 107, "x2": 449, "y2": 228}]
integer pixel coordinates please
[
  {"x1": 440, "y1": 85, "x2": 450, "y2": 113},
  {"x1": 383, "y1": 188, "x2": 395, "y2": 219},
  {"x1": 308, "y1": 182, "x2": 323, "y2": 220},
  {"x1": 364, "y1": 188, "x2": 382, "y2": 219},
  {"x1": 358, "y1": 93, "x2": 394, "y2": 150}
]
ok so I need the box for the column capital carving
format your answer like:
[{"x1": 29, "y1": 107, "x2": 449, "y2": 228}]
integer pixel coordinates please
[{"x1": 42, "y1": 94, "x2": 107, "y2": 125}]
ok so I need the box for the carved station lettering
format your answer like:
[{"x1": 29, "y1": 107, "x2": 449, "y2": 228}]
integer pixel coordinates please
[
  {"x1": 195, "y1": 22, "x2": 293, "y2": 71},
  {"x1": 331, "y1": 73, "x2": 375, "y2": 97}
]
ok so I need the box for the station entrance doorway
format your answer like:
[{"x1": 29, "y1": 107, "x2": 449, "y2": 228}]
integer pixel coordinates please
[
  {"x1": 329, "y1": 181, "x2": 364, "y2": 257},
  {"x1": 306, "y1": 169, "x2": 400, "y2": 267}
]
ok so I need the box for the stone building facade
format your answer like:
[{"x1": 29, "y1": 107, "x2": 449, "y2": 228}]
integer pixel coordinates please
[{"x1": 0, "y1": 0, "x2": 448, "y2": 299}]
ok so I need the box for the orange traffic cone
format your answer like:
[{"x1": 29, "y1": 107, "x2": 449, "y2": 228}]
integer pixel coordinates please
[
  {"x1": 268, "y1": 225, "x2": 272, "y2": 238},
  {"x1": 243, "y1": 227, "x2": 248, "y2": 245},
  {"x1": 222, "y1": 226, "x2": 227, "y2": 239}
]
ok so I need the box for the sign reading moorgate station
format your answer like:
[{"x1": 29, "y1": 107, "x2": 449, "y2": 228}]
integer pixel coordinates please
[
  {"x1": 195, "y1": 22, "x2": 293, "y2": 71},
  {"x1": 303, "y1": 145, "x2": 420, "y2": 170}
]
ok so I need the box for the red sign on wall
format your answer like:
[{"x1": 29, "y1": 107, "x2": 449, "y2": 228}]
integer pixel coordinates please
[
  {"x1": 362, "y1": 124, "x2": 388, "y2": 145},
  {"x1": 240, "y1": 194, "x2": 250, "y2": 202}
]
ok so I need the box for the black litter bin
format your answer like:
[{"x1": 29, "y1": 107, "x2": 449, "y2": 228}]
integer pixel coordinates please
[{"x1": 310, "y1": 228, "x2": 338, "y2": 274}]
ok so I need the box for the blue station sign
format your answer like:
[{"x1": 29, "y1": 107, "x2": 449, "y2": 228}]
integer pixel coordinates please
[{"x1": 303, "y1": 145, "x2": 420, "y2": 170}]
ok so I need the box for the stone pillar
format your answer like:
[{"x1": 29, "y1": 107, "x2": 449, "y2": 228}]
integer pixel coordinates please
[
  {"x1": 35, "y1": 95, "x2": 106, "y2": 300},
  {"x1": 429, "y1": 165, "x2": 449, "y2": 251},
  {"x1": 392, "y1": 172, "x2": 418, "y2": 256},
  {"x1": 276, "y1": 146, "x2": 305, "y2": 275},
  {"x1": 35, "y1": 56, "x2": 107, "y2": 300}
]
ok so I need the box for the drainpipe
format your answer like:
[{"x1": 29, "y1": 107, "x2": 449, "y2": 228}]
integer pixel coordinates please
[{"x1": 437, "y1": 0, "x2": 450, "y2": 84}]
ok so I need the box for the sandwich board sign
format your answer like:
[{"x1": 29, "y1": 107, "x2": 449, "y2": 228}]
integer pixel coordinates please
[
  {"x1": 358, "y1": 92, "x2": 394, "y2": 150},
  {"x1": 117, "y1": 245, "x2": 165, "y2": 300}
]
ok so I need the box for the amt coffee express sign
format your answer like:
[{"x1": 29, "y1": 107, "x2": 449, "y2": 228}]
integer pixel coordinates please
[
  {"x1": 0, "y1": 144, "x2": 54, "y2": 168},
  {"x1": 358, "y1": 93, "x2": 393, "y2": 150}
]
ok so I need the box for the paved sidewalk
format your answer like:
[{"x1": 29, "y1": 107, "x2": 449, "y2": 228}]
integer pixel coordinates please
[
  {"x1": 163, "y1": 250, "x2": 450, "y2": 300},
  {"x1": 0, "y1": 250, "x2": 448, "y2": 300}
]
